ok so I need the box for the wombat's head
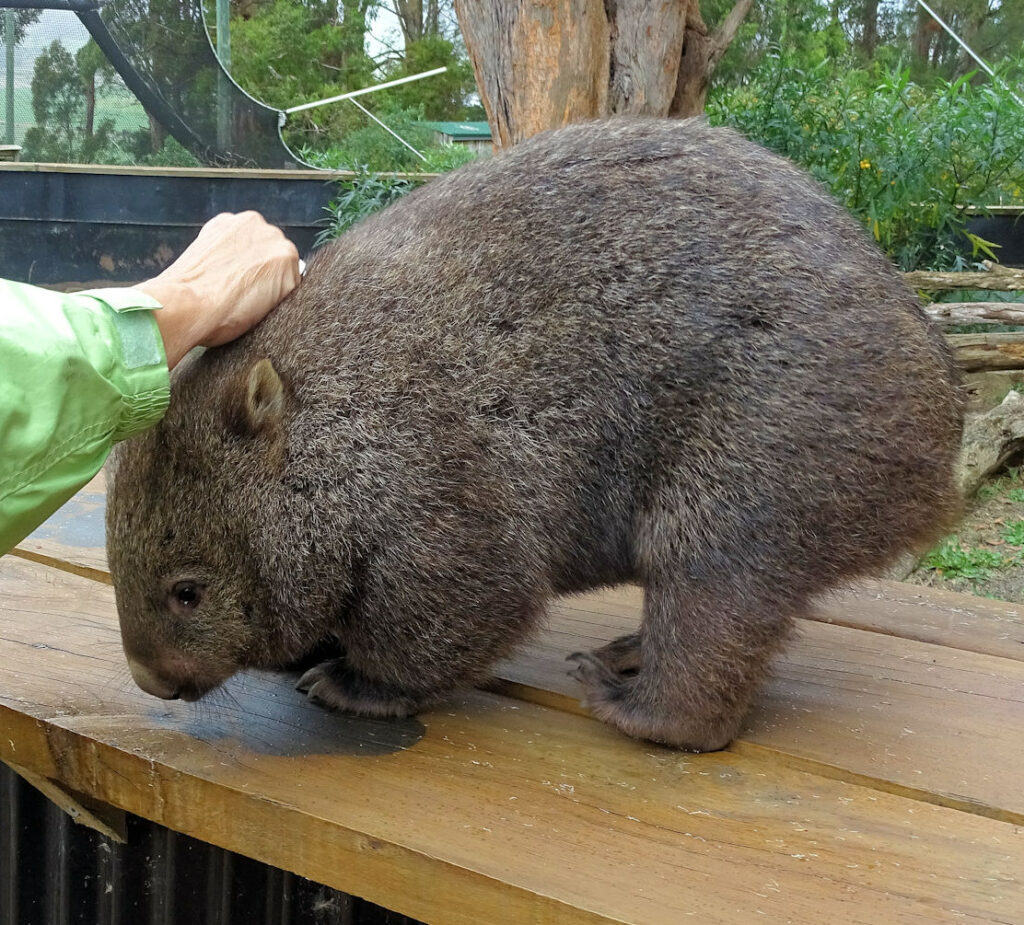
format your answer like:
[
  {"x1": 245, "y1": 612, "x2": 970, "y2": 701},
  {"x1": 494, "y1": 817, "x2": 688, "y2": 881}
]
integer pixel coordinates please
[{"x1": 107, "y1": 355, "x2": 303, "y2": 702}]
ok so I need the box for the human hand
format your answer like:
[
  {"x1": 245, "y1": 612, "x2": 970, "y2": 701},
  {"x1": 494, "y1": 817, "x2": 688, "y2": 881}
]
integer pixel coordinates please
[{"x1": 138, "y1": 211, "x2": 301, "y2": 369}]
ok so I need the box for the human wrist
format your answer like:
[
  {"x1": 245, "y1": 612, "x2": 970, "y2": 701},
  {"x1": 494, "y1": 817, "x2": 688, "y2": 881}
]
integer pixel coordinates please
[{"x1": 136, "y1": 278, "x2": 203, "y2": 370}]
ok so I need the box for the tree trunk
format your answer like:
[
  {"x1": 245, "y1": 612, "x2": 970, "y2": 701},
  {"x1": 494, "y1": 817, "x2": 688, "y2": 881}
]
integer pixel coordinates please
[
  {"x1": 455, "y1": 0, "x2": 609, "y2": 148},
  {"x1": 394, "y1": 0, "x2": 424, "y2": 45},
  {"x1": 455, "y1": 0, "x2": 753, "y2": 148},
  {"x1": 912, "y1": 7, "x2": 938, "y2": 71},
  {"x1": 83, "y1": 72, "x2": 95, "y2": 141},
  {"x1": 859, "y1": 0, "x2": 879, "y2": 58},
  {"x1": 393, "y1": 0, "x2": 443, "y2": 44},
  {"x1": 149, "y1": 112, "x2": 165, "y2": 153}
]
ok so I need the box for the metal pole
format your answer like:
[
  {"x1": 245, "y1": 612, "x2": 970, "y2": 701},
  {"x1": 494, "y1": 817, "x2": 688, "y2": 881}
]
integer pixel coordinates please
[
  {"x1": 285, "y1": 66, "x2": 448, "y2": 115},
  {"x1": 216, "y1": 0, "x2": 231, "y2": 150},
  {"x1": 347, "y1": 96, "x2": 427, "y2": 162},
  {"x1": 4, "y1": 9, "x2": 15, "y2": 145},
  {"x1": 915, "y1": 0, "x2": 1024, "y2": 108}
]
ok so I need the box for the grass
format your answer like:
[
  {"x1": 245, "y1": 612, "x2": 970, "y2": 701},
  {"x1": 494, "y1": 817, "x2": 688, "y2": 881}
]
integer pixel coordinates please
[
  {"x1": 976, "y1": 467, "x2": 1021, "y2": 502},
  {"x1": 920, "y1": 539, "x2": 1007, "y2": 582},
  {"x1": 1002, "y1": 520, "x2": 1024, "y2": 546}
]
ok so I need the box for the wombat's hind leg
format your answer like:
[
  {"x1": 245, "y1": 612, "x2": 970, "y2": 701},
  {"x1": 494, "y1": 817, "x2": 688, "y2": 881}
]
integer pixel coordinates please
[
  {"x1": 296, "y1": 658, "x2": 429, "y2": 718},
  {"x1": 569, "y1": 580, "x2": 793, "y2": 752}
]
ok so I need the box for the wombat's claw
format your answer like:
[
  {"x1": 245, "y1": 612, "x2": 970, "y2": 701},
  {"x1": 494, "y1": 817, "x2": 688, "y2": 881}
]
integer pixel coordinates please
[
  {"x1": 567, "y1": 651, "x2": 623, "y2": 688},
  {"x1": 295, "y1": 664, "x2": 326, "y2": 694},
  {"x1": 295, "y1": 664, "x2": 340, "y2": 707},
  {"x1": 295, "y1": 658, "x2": 422, "y2": 718}
]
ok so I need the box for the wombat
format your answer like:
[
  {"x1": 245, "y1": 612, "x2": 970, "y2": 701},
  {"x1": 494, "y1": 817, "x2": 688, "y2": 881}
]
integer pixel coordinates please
[{"x1": 106, "y1": 117, "x2": 963, "y2": 752}]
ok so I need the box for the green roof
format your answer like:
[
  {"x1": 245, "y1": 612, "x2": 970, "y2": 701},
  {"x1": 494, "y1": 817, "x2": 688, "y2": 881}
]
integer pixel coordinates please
[{"x1": 419, "y1": 121, "x2": 492, "y2": 141}]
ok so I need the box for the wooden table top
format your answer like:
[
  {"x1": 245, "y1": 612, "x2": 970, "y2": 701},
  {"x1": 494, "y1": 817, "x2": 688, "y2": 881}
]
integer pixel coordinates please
[{"x1": 2, "y1": 475, "x2": 1022, "y2": 924}]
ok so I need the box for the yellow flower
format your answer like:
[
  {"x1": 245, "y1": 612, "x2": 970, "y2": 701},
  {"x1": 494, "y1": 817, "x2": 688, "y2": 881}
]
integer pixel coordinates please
[{"x1": 859, "y1": 159, "x2": 871, "y2": 169}]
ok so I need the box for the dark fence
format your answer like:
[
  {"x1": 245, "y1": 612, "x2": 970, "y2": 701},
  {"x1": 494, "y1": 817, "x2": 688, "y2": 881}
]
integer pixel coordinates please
[
  {"x1": 0, "y1": 165, "x2": 346, "y2": 285},
  {"x1": 0, "y1": 764, "x2": 423, "y2": 925}
]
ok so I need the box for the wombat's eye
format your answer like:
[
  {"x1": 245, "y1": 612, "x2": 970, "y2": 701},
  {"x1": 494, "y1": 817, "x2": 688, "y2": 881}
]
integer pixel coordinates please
[{"x1": 170, "y1": 581, "x2": 203, "y2": 610}]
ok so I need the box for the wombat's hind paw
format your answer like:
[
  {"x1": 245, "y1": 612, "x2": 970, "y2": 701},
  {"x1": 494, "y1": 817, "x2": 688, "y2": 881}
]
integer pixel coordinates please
[
  {"x1": 568, "y1": 648, "x2": 738, "y2": 753},
  {"x1": 296, "y1": 658, "x2": 423, "y2": 719}
]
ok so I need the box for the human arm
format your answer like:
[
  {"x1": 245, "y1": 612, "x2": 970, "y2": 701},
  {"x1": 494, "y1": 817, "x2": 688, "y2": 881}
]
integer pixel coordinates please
[{"x1": 0, "y1": 212, "x2": 299, "y2": 554}]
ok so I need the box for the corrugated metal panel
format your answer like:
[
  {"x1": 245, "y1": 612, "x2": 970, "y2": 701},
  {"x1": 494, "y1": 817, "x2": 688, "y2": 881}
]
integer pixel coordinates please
[{"x1": 0, "y1": 765, "x2": 422, "y2": 925}]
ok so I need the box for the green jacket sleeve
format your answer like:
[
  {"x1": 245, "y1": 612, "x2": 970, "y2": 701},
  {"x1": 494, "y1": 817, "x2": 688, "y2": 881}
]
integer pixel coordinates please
[{"x1": 0, "y1": 281, "x2": 170, "y2": 554}]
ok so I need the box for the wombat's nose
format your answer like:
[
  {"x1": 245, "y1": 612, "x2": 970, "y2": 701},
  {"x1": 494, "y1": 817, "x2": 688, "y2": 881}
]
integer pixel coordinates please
[{"x1": 127, "y1": 658, "x2": 181, "y2": 700}]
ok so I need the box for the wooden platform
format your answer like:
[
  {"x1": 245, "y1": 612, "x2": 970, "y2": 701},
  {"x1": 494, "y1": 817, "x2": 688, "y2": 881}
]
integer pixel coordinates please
[{"x1": 2, "y1": 476, "x2": 1023, "y2": 923}]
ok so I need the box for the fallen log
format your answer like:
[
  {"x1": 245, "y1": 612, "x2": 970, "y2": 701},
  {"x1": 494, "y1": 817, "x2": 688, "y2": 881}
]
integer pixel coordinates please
[
  {"x1": 904, "y1": 262, "x2": 1024, "y2": 292},
  {"x1": 955, "y1": 389, "x2": 1024, "y2": 499},
  {"x1": 924, "y1": 302, "x2": 1024, "y2": 326},
  {"x1": 947, "y1": 333, "x2": 1024, "y2": 371}
]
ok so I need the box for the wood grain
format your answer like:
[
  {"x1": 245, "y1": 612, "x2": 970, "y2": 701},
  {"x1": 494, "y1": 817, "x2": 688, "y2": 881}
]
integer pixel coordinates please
[
  {"x1": 494, "y1": 592, "x2": 1024, "y2": 823},
  {"x1": 904, "y1": 265, "x2": 1024, "y2": 292},
  {"x1": 948, "y1": 332, "x2": 1024, "y2": 372},
  {"x1": 14, "y1": 482, "x2": 1024, "y2": 824},
  {"x1": 1, "y1": 556, "x2": 1022, "y2": 925},
  {"x1": 12, "y1": 473, "x2": 109, "y2": 582}
]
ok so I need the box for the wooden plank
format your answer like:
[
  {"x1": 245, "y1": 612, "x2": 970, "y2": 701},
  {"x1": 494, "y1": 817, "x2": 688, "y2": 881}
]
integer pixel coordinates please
[
  {"x1": 925, "y1": 302, "x2": 1024, "y2": 327},
  {"x1": 526, "y1": 580, "x2": 1024, "y2": 664},
  {"x1": 812, "y1": 579, "x2": 1024, "y2": 663},
  {"x1": 1, "y1": 556, "x2": 1021, "y2": 925},
  {"x1": 492, "y1": 591, "x2": 1024, "y2": 824},
  {"x1": 12, "y1": 473, "x2": 109, "y2": 583},
  {"x1": 13, "y1": 482, "x2": 1024, "y2": 824}
]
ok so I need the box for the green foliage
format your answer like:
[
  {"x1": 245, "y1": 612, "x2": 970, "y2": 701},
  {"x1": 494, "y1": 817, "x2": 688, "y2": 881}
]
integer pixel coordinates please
[
  {"x1": 314, "y1": 171, "x2": 418, "y2": 246},
  {"x1": 26, "y1": 41, "x2": 82, "y2": 158},
  {"x1": 708, "y1": 60, "x2": 1024, "y2": 270},
  {"x1": 0, "y1": 8, "x2": 41, "y2": 45},
  {"x1": 375, "y1": 35, "x2": 480, "y2": 120},
  {"x1": 229, "y1": 0, "x2": 374, "y2": 111},
  {"x1": 921, "y1": 539, "x2": 1006, "y2": 582},
  {"x1": 420, "y1": 142, "x2": 474, "y2": 172},
  {"x1": 714, "y1": 1, "x2": 1024, "y2": 89},
  {"x1": 296, "y1": 101, "x2": 482, "y2": 173},
  {"x1": 227, "y1": 0, "x2": 479, "y2": 164},
  {"x1": 297, "y1": 103, "x2": 435, "y2": 171},
  {"x1": 1002, "y1": 520, "x2": 1024, "y2": 546}
]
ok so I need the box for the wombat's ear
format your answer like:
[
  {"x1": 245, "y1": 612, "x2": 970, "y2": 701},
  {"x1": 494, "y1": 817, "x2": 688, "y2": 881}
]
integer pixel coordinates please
[{"x1": 228, "y1": 358, "x2": 285, "y2": 439}]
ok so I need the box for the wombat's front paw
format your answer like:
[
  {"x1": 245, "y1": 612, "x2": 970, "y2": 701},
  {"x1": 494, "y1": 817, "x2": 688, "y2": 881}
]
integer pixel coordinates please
[
  {"x1": 567, "y1": 648, "x2": 738, "y2": 753},
  {"x1": 296, "y1": 658, "x2": 423, "y2": 719}
]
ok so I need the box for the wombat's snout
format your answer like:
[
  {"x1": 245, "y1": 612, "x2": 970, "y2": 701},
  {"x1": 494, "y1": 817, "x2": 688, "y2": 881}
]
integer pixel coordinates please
[
  {"x1": 128, "y1": 658, "x2": 181, "y2": 699},
  {"x1": 127, "y1": 657, "x2": 210, "y2": 702}
]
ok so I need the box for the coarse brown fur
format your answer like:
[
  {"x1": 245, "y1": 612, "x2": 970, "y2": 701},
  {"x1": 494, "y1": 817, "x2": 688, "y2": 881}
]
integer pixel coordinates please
[{"x1": 106, "y1": 117, "x2": 963, "y2": 751}]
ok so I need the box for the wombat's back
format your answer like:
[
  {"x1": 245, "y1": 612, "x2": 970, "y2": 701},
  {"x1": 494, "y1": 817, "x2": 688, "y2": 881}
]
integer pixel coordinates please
[{"x1": 223, "y1": 117, "x2": 961, "y2": 591}]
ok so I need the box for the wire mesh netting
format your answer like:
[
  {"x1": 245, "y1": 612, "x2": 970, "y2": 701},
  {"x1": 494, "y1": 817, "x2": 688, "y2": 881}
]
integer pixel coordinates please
[{"x1": 0, "y1": 2, "x2": 300, "y2": 167}]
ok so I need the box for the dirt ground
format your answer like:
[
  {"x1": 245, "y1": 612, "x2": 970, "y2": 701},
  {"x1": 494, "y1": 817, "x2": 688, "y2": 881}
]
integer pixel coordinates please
[{"x1": 906, "y1": 465, "x2": 1024, "y2": 604}]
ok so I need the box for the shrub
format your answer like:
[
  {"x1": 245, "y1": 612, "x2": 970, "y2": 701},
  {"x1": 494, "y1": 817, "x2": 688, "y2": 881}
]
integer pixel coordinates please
[
  {"x1": 708, "y1": 59, "x2": 1024, "y2": 270},
  {"x1": 315, "y1": 171, "x2": 418, "y2": 246}
]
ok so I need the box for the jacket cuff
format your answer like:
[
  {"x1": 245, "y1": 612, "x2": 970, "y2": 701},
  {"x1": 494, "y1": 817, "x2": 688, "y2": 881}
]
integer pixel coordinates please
[{"x1": 79, "y1": 288, "x2": 171, "y2": 441}]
